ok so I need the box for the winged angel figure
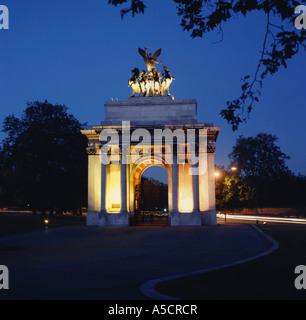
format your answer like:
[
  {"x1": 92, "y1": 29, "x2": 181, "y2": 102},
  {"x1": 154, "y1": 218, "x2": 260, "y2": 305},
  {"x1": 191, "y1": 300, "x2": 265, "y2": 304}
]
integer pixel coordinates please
[{"x1": 138, "y1": 47, "x2": 162, "y2": 73}]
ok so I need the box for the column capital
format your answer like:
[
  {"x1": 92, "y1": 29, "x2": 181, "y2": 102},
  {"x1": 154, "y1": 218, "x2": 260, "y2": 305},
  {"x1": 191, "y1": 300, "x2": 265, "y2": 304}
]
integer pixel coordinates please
[
  {"x1": 207, "y1": 145, "x2": 216, "y2": 154},
  {"x1": 86, "y1": 147, "x2": 98, "y2": 155}
]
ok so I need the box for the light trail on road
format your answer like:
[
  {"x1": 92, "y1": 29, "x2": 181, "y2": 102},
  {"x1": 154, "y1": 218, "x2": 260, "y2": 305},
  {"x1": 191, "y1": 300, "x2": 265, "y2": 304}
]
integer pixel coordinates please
[{"x1": 217, "y1": 213, "x2": 306, "y2": 225}]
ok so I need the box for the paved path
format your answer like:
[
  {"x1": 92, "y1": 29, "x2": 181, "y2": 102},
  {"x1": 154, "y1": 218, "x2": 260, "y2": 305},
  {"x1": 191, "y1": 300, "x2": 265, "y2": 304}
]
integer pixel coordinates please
[{"x1": 0, "y1": 224, "x2": 273, "y2": 300}]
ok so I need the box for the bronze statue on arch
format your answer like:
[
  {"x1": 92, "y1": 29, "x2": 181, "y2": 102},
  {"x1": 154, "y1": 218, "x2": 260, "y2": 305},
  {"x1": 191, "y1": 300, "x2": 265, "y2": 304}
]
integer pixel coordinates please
[{"x1": 128, "y1": 47, "x2": 175, "y2": 97}]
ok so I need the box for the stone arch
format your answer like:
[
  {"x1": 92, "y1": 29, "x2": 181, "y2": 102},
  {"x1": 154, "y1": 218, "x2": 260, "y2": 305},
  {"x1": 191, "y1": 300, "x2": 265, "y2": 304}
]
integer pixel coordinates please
[
  {"x1": 131, "y1": 155, "x2": 172, "y2": 214},
  {"x1": 82, "y1": 96, "x2": 220, "y2": 227}
]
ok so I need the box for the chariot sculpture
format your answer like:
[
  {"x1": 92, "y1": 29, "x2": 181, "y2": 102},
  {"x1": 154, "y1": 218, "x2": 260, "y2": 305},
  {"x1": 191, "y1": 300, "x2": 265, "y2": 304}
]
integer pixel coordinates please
[{"x1": 128, "y1": 47, "x2": 175, "y2": 97}]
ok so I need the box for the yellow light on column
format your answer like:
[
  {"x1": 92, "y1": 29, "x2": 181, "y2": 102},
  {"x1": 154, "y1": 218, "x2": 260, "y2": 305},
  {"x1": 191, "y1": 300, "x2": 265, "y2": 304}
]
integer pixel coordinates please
[
  {"x1": 214, "y1": 172, "x2": 220, "y2": 177},
  {"x1": 107, "y1": 163, "x2": 121, "y2": 213},
  {"x1": 178, "y1": 164, "x2": 193, "y2": 213}
]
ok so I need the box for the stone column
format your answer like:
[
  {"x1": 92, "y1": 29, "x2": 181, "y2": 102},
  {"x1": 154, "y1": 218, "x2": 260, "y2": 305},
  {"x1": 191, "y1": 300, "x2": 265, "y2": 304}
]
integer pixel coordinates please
[
  {"x1": 88, "y1": 154, "x2": 95, "y2": 213},
  {"x1": 94, "y1": 153, "x2": 101, "y2": 212},
  {"x1": 192, "y1": 164, "x2": 199, "y2": 213},
  {"x1": 100, "y1": 162, "x2": 107, "y2": 214},
  {"x1": 204, "y1": 146, "x2": 217, "y2": 225},
  {"x1": 87, "y1": 147, "x2": 99, "y2": 226},
  {"x1": 172, "y1": 153, "x2": 178, "y2": 213},
  {"x1": 121, "y1": 154, "x2": 128, "y2": 214},
  {"x1": 208, "y1": 150, "x2": 216, "y2": 212}
]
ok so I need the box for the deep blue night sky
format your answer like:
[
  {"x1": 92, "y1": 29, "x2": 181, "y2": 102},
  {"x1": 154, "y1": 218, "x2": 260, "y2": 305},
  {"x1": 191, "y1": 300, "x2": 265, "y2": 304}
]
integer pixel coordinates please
[{"x1": 1, "y1": 0, "x2": 305, "y2": 183}]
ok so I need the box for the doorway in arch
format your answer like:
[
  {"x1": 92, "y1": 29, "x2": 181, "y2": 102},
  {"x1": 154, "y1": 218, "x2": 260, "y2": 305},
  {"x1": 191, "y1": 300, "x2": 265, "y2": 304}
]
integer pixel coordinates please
[{"x1": 135, "y1": 165, "x2": 169, "y2": 226}]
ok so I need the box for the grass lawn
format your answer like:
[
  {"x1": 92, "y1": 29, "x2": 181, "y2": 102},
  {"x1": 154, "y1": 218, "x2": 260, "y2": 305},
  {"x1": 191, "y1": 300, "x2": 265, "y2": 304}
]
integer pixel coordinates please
[
  {"x1": 155, "y1": 222, "x2": 306, "y2": 300},
  {"x1": 0, "y1": 213, "x2": 86, "y2": 237}
]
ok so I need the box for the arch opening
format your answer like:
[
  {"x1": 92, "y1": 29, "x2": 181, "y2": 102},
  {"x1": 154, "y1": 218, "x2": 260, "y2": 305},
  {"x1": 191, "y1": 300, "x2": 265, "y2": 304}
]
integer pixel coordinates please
[{"x1": 135, "y1": 164, "x2": 169, "y2": 226}]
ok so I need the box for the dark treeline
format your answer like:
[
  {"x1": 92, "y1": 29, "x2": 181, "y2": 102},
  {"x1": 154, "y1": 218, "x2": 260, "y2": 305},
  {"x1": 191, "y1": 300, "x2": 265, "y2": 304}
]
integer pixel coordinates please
[
  {"x1": 1, "y1": 103, "x2": 305, "y2": 215},
  {"x1": 140, "y1": 177, "x2": 168, "y2": 212},
  {"x1": 216, "y1": 133, "x2": 306, "y2": 211},
  {"x1": 0, "y1": 101, "x2": 88, "y2": 215},
  {"x1": 216, "y1": 168, "x2": 306, "y2": 210}
]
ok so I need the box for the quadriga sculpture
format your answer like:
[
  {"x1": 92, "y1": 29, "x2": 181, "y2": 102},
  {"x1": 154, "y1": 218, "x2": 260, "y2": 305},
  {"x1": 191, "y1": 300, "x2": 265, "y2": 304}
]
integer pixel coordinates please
[{"x1": 128, "y1": 48, "x2": 175, "y2": 97}]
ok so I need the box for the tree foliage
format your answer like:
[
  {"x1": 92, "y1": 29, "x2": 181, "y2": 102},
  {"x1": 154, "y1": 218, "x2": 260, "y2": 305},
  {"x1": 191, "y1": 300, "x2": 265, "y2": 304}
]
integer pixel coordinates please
[
  {"x1": 108, "y1": 0, "x2": 306, "y2": 130},
  {"x1": 216, "y1": 167, "x2": 257, "y2": 209},
  {"x1": 140, "y1": 177, "x2": 168, "y2": 211},
  {"x1": 0, "y1": 101, "x2": 88, "y2": 214},
  {"x1": 216, "y1": 133, "x2": 306, "y2": 210},
  {"x1": 229, "y1": 133, "x2": 290, "y2": 178}
]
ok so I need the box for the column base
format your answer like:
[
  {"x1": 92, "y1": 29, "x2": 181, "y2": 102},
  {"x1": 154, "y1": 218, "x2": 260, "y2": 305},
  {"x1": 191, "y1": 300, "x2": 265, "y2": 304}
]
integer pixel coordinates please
[
  {"x1": 98, "y1": 212, "x2": 129, "y2": 227},
  {"x1": 169, "y1": 212, "x2": 201, "y2": 226},
  {"x1": 86, "y1": 211, "x2": 99, "y2": 226},
  {"x1": 201, "y1": 210, "x2": 217, "y2": 226}
]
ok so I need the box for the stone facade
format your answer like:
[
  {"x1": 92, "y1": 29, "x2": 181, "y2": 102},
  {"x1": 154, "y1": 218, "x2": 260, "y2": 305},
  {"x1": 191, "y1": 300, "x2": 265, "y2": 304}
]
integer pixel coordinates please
[
  {"x1": 82, "y1": 96, "x2": 220, "y2": 227},
  {"x1": 104, "y1": 96, "x2": 197, "y2": 125}
]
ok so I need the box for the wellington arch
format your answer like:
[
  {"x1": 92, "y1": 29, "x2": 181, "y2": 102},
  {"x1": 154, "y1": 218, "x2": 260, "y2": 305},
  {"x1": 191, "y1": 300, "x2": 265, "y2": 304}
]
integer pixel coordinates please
[{"x1": 81, "y1": 48, "x2": 221, "y2": 227}]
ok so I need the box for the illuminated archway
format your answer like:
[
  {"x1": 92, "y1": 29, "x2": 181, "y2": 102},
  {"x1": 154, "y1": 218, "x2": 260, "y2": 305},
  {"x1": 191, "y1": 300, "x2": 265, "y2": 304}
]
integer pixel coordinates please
[
  {"x1": 82, "y1": 96, "x2": 221, "y2": 227},
  {"x1": 132, "y1": 156, "x2": 172, "y2": 215},
  {"x1": 135, "y1": 165, "x2": 169, "y2": 225}
]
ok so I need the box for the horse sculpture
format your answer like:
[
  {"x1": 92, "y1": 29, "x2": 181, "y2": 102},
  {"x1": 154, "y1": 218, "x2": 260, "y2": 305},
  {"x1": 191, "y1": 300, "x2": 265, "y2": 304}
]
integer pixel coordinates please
[
  {"x1": 152, "y1": 68, "x2": 162, "y2": 96},
  {"x1": 128, "y1": 68, "x2": 141, "y2": 97},
  {"x1": 139, "y1": 70, "x2": 148, "y2": 96},
  {"x1": 161, "y1": 66, "x2": 175, "y2": 96}
]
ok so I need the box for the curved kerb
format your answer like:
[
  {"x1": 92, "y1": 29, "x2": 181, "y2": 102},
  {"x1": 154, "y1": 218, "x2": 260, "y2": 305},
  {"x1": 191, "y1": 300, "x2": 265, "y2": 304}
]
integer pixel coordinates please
[{"x1": 140, "y1": 225, "x2": 279, "y2": 300}]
